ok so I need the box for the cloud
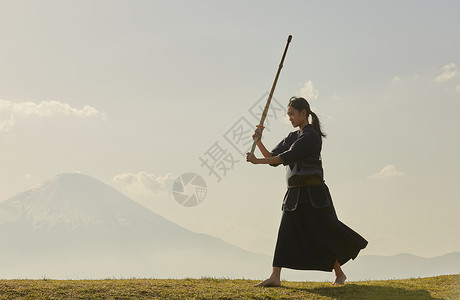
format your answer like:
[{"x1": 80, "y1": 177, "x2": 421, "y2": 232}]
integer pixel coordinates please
[
  {"x1": 434, "y1": 63, "x2": 457, "y2": 82},
  {"x1": 456, "y1": 85, "x2": 460, "y2": 93},
  {"x1": 0, "y1": 114, "x2": 15, "y2": 132},
  {"x1": 299, "y1": 80, "x2": 319, "y2": 101},
  {"x1": 0, "y1": 98, "x2": 105, "y2": 132},
  {"x1": 368, "y1": 165, "x2": 405, "y2": 179},
  {"x1": 111, "y1": 171, "x2": 176, "y2": 200},
  {"x1": 393, "y1": 76, "x2": 401, "y2": 81}
]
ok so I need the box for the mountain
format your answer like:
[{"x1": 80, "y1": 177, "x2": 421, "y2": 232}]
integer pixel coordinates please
[
  {"x1": 0, "y1": 173, "x2": 270, "y2": 279},
  {"x1": 0, "y1": 173, "x2": 458, "y2": 281},
  {"x1": 0, "y1": 173, "x2": 189, "y2": 249}
]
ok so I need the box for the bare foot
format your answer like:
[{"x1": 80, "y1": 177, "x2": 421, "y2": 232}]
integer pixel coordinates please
[
  {"x1": 332, "y1": 273, "x2": 347, "y2": 285},
  {"x1": 253, "y1": 277, "x2": 281, "y2": 287}
]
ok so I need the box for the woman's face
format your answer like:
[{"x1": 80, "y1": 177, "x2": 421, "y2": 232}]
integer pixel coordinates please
[{"x1": 287, "y1": 106, "x2": 307, "y2": 127}]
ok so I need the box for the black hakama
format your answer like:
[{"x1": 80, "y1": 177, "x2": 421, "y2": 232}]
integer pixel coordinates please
[{"x1": 272, "y1": 185, "x2": 368, "y2": 271}]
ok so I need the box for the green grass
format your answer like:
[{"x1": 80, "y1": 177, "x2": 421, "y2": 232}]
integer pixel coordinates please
[{"x1": 0, "y1": 274, "x2": 458, "y2": 299}]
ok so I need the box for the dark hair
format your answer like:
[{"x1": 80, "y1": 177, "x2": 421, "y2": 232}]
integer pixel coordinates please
[{"x1": 288, "y1": 97, "x2": 326, "y2": 138}]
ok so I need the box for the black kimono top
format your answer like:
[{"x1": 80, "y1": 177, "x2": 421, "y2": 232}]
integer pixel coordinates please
[{"x1": 270, "y1": 124, "x2": 332, "y2": 211}]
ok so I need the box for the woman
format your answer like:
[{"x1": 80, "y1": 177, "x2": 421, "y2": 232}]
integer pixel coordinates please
[{"x1": 246, "y1": 97, "x2": 368, "y2": 287}]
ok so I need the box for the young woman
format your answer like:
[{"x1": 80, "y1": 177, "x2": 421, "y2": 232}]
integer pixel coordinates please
[{"x1": 246, "y1": 97, "x2": 368, "y2": 287}]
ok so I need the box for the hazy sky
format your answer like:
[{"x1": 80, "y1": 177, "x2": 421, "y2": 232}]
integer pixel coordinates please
[{"x1": 1, "y1": 1, "x2": 459, "y2": 258}]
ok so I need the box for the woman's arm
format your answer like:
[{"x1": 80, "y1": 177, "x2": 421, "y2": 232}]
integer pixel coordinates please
[
  {"x1": 256, "y1": 139, "x2": 273, "y2": 158},
  {"x1": 253, "y1": 127, "x2": 272, "y2": 158},
  {"x1": 246, "y1": 152, "x2": 283, "y2": 165}
]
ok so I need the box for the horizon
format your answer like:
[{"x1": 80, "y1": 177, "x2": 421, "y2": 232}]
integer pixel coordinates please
[
  {"x1": 1, "y1": 171, "x2": 458, "y2": 260},
  {"x1": 1, "y1": 1, "x2": 459, "y2": 265},
  {"x1": 1, "y1": 171, "x2": 459, "y2": 281}
]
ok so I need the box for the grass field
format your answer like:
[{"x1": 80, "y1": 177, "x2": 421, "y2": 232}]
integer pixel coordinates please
[{"x1": 0, "y1": 274, "x2": 458, "y2": 299}]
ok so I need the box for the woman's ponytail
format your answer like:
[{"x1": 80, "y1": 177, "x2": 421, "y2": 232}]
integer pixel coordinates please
[{"x1": 309, "y1": 111, "x2": 326, "y2": 138}]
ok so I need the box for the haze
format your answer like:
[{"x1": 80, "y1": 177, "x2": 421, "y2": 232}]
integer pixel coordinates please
[{"x1": 1, "y1": 1, "x2": 459, "y2": 261}]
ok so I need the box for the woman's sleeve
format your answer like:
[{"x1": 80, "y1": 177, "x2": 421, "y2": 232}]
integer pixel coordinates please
[
  {"x1": 278, "y1": 132, "x2": 321, "y2": 166},
  {"x1": 268, "y1": 132, "x2": 296, "y2": 167}
]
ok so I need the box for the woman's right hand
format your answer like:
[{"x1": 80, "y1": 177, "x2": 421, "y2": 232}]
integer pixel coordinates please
[{"x1": 252, "y1": 126, "x2": 264, "y2": 141}]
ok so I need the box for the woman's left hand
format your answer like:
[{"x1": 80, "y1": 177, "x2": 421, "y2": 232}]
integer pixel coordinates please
[{"x1": 246, "y1": 152, "x2": 258, "y2": 164}]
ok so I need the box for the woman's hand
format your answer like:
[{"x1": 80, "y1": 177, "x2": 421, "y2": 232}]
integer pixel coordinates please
[
  {"x1": 246, "y1": 152, "x2": 259, "y2": 164},
  {"x1": 252, "y1": 126, "x2": 264, "y2": 141}
]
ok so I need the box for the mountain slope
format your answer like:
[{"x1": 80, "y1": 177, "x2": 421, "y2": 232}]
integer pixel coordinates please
[
  {"x1": 0, "y1": 173, "x2": 270, "y2": 279},
  {"x1": 1, "y1": 173, "x2": 458, "y2": 280},
  {"x1": 0, "y1": 173, "x2": 199, "y2": 250},
  {"x1": 1, "y1": 173, "x2": 183, "y2": 229}
]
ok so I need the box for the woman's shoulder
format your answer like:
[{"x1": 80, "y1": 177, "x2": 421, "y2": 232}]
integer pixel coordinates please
[
  {"x1": 280, "y1": 130, "x2": 299, "y2": 142},
  {"x1": 283, "y1": 125, "x2": 321, "y2": 144},
  {"x1": 298, "y1": 125, "x2": 322, "y2": 145},
  {"x1": 300, "y1": 125, "x2": 320, "y2": 138},
  {"x1": 287, "y1": 130, "x2": 299, "y2": 138}
]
